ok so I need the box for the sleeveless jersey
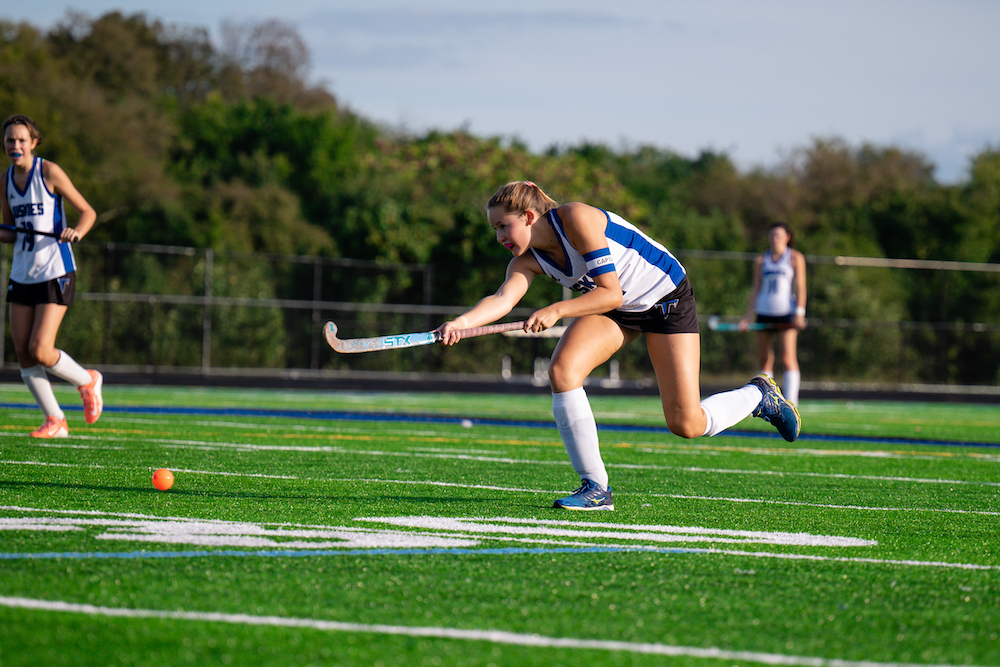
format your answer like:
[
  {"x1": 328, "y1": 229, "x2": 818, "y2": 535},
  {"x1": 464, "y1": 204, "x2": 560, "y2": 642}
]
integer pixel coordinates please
[
  {"x1": 755, "y1": 248, "x2": 797, "y2": 316},
  {"x1": 529, "y1": 208, "x2": 686, "y2": 313},
  {"x1": 6, "y1": 157, "x2": 75, "y2": 284}
]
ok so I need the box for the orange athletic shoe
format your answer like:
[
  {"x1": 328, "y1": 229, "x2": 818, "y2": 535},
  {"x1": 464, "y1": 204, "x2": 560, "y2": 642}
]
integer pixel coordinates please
[
  {"x1": 79, "y1": 369, "x2": 103, "y2": 424},
  {"x1": 30, "y1": 416, "x2": 69, "y2": 438}
]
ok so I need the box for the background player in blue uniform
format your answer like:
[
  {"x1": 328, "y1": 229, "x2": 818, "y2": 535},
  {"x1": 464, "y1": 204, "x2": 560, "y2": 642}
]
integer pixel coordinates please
[
  {"x1": 2, "y1": 114, "x2": 103, "y2": 437},
  {"x1": 739, "y1": 223, "x2": 807, "y2": 405},
  {"x1": 437, "y1": 181, "x2": 800, "y2": 510}
]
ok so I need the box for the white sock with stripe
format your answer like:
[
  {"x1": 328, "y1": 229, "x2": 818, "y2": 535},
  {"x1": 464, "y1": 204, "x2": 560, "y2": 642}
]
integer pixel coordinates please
[
  {"x1": 45, "y1": 350, "x2": 93, "y2": 387},
  {"x1": 552, "y1": 387, "x2": 609, "y2": 490},
  {"x1": 21, "y1": 365, "x2": 64, "y2": 419},
  {"x1": 700, "y1": 385, "x2": 764, "y2": 437}
]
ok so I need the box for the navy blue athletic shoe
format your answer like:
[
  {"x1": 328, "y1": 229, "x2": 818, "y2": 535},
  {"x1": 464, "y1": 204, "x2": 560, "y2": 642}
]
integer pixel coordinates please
[
  {"x1": 553, "y1": 479, "x2": 614, "y2": 511},
  {"x1": 749, "y1": 374, "x2": 801, "y2": 442}
]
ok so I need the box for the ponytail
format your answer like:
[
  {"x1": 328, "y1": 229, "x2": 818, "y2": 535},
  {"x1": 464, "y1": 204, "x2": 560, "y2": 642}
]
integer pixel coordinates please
[{"x1": 487, "y1": 180, "x2": 558, "y2": 216}]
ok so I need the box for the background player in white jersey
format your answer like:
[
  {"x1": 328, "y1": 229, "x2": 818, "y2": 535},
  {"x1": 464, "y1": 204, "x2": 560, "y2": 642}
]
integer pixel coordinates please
[
  {"x1": 1, "y1": 114, "x2": 103, "y2": 437},
  {"x1": 739, "y1": 223, "x2": 807, "y2": 405},
  {"x1": 436, "y1": 181, "x2": 800, "y2": 511}
]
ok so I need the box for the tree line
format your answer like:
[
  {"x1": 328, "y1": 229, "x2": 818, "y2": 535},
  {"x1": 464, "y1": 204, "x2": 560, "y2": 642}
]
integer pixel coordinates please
[{"x1": 2, "y1": 12, "x2": 999, "y2": 384}]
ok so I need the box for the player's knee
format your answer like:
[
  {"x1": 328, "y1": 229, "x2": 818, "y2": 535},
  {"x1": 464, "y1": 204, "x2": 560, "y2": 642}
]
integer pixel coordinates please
[
  {"x1": 12, "y1": 341, "x2": 31, "y2": 362},
  {"x1": 27, "y1": 340, "x2": 57, "y2": 366},
  {"x1": 665, "y1": 415, "x2": 702, "y2": 439},
  {"x1": 547, "y1": 358, "x2": 583, "y2": 393},
  {"x1": 667, "y1": 420, "x2": 705, "y2": 438}
]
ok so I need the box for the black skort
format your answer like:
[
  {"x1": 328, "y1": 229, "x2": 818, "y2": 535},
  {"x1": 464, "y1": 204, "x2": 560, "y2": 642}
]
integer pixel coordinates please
[
  {"x1": 605, "y1": 277, "x2": 700, "y2": 334},
  {"x1": 7, "y1": 273, "x2": 76, "y2": 306}
]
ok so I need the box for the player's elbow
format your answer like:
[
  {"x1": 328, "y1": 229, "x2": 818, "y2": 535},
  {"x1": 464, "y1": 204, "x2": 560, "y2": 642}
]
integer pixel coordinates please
[{"x1": 600, "y1": 288, "x2": 623, "y2": 311}]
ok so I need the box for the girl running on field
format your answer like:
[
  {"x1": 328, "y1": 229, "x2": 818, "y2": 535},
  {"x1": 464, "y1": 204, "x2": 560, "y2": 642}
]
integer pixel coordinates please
[
  {"x1": 436, "y1": 181, "x2": 799, "y2": 511},
  {"x1": 1, "y1": 114, "x2": 103, "y2": 437}
]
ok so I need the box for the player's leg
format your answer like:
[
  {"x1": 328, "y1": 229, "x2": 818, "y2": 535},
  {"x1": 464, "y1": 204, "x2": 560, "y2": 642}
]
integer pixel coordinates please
[
  {"x1": 9, "y1": 303, "x2": 67, "y2": 437},
  {"x1": 755, "y1": 330, "x2": 775, "y2": 377},
  {"x1": 645, "y1": 332, "x2": 708, "y2": 438},
  {"x1": 647, "y1": 331, "x2": 799, "y2": 441},
  {"x1": 23, "y1": 302, "x2": 67, "y2": 368},
  {"x1": 778, "y1": 328, "x2": 800, "y2": 405},
  {"x1": 548, "y1": 315, "x2": 636, "y2": 510},
  {"x1": 24, "y1": 301, "x2": 104, "y2": 423}
]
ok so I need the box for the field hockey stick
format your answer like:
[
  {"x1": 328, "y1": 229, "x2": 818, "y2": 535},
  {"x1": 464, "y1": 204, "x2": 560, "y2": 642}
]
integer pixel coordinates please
[
  {"x1": 707, "y1": 316, "x2": 797, "y2": 332},
  {"x1": 324, "y1": 320, "x2": 527, "y2": 353},
  {"x1": 0, "y1": 224, "x2": 73, "y2": 240},
  {"x1": 502, "y1": 325, "x2": 567, "y2": 339}
]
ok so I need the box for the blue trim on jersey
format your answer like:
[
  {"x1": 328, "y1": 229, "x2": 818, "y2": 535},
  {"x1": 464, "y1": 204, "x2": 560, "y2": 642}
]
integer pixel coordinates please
[
  {"x1": 40, "y1": 159, "x2": 59, "y2": 199},
  {"x1": 54, "y1": 195, "x2": 75, "y2": 272},
  {"x1": 534, "y1": 210, "x2": 573, "y2": 277},
  {"x1": 8, "y1": 158, "x2": 39, "y2": 198},
  {"x1": 52, "y1": 193, "x2": 64, "y2": 232},
  {"x1": 605, "y1": 218, "x2": 686, "y2": 285}
]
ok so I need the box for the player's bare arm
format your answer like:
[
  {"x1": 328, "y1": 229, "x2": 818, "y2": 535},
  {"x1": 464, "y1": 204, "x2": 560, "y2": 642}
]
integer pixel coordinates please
[
  {"x1": 0, "y1": 181, "x2": 14, "y2": 243},
  {"x1": 792, "y1": 248, "x2": 807, "y2": 329},
  {"x1": 43, "y1": 160, "x2": 96, "y2": 242},
  {"x1": 437, "y1": 254, "x2": 540, "y2": 345},
  {"x1": 525, "y1": 203, "x2": 624, "y2": 331}
]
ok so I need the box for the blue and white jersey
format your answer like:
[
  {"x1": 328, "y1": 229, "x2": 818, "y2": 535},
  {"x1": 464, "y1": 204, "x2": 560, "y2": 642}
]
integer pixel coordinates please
[
  {"x1": 755, "y1": 248, "x2": 797, "y2": 316},
  {"x1": 6, "y1": 157, "x2": 75, "y2": 284},
  {"x1": 530, "y1": 208, "x2": 686, "y2": 313}
]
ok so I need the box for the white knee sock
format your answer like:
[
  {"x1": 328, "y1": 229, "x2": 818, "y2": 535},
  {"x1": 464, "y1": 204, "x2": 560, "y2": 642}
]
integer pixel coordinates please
[
  {"x1": 21, "y1": 365, "x2": 64, "y2": 419},
  {"x1": 552, "y1": 387, "x2": 608, "y2": 490},
  {"x1": 700, "y1": 385, "x2": 763, "y2": 437},
  {"x1": 784, "y1": 370, "x2": 801, "y2": 405},
  {"x1": 46, "y1": 350, "x2": 92, "y2": 387}
]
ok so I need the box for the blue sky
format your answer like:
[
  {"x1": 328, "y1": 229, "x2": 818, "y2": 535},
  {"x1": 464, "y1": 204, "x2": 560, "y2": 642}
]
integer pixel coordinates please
[{"x1": 8, "y1": 1, "x2": 999, "y2": 182}]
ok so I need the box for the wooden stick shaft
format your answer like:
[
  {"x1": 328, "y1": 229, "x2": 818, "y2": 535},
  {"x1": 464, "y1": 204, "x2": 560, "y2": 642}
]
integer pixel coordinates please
[{"x1": 453, "y1": 321, "x2": 526, "y2": 341}]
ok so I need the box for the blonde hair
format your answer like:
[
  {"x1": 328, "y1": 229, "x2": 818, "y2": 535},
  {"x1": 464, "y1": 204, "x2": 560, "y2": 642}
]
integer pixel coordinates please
[{"x1": 487, "y1": 181, "x2": 558, "y2": 216}]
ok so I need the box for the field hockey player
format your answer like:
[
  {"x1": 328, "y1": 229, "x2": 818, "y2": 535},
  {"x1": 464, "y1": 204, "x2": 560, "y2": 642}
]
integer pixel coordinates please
[
  {"x1": 739, "y1": 222, "x2": 807, "y2": 405},
  {"x1": 436, "y1": 181, "x2": 801, "y2": 511},
  {"x1": 1, "y1": 114, "x2": 103, "y2": 437}
]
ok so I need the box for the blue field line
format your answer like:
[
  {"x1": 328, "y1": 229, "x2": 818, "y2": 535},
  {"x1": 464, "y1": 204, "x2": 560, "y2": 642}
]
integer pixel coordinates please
[
  {"x1": 2, "y1": 402, "x2": 998, "y2": 449},
  {"x1": 0, "y1": 545, "x2": 709, "y2": 561}
]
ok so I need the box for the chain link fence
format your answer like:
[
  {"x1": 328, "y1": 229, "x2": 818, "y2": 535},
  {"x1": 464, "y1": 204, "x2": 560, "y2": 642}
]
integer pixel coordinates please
[{"x1": 2, "y1": 243, "x2": 998, "y2": 396}]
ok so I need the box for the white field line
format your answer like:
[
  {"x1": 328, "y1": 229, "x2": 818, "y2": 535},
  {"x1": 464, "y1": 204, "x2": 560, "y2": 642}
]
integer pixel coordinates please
[
  {"x1": 333, "y1": 477, "x2": 560, "y2": 494},
  {"x1": 0, "y1": 505, "x2": 380, "y2": 530},
  {"x1": 0, "y1": 596, "x2": 988, "y2": 667},
  {"x1": 0, "y1": 460, "x2": 105, "y2": 468},
  {"x1": 0, "y1": 460, "x2": 292, "y2": 479},
  {"x1": 658, "y1": 465, "x2": 1000, "y2": 487},
  {"x1": 35, "y1": 443, "x2": 125, "y2": 450},
  {"x1": 661, "y1": 494, "x2": 1000, "y2": 516},
  {"x1": 169, "y1": 468, "x2": 298, "y2": 479}
]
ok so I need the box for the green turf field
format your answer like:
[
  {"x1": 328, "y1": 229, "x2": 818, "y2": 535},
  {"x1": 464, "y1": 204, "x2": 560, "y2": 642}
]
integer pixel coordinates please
[{"x1": 1, "y1": 383, "x2": 999, "y2": 666}]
